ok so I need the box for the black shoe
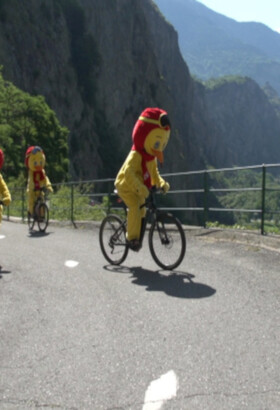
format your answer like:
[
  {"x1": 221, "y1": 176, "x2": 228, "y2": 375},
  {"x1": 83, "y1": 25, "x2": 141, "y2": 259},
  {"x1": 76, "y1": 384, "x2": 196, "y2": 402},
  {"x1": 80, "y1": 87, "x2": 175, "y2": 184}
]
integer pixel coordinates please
[{"x1": 128, "y1": 239, "x2": 141, "y2": 252}]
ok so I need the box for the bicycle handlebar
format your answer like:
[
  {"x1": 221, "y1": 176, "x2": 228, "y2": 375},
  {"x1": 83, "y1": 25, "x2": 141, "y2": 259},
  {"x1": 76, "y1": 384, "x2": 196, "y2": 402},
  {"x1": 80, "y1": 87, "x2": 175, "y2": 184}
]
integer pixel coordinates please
[
  {"x1": 34, "y1": 187, "x2": 46, "y2": 191},
  {"x1": 151, "y1": 185, "x2": 164, "y2": 194},
  {"x1": 140, "y1": 186, "x2": 164, "y2": 209}
]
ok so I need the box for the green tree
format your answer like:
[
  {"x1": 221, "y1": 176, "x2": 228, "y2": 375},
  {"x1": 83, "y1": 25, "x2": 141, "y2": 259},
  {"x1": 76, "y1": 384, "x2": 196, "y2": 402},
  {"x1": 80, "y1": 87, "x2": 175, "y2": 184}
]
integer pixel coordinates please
[{"x1": 0, "y1": 71, "x2": 69, "y2": 182}]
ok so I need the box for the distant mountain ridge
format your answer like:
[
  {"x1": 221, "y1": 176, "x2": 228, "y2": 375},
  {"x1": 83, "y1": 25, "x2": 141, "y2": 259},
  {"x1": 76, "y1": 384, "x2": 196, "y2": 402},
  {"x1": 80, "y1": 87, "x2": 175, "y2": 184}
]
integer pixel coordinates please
[{"x1": 153, "y1": 0, "x2": 280, "y2": 95}]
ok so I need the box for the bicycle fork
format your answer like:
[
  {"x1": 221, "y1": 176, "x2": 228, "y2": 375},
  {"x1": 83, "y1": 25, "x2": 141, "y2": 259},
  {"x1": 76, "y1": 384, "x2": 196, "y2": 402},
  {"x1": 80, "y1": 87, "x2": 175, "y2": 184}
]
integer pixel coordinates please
[{"x1": 156, "y1": 219, "x2": 170, "y2": 245}]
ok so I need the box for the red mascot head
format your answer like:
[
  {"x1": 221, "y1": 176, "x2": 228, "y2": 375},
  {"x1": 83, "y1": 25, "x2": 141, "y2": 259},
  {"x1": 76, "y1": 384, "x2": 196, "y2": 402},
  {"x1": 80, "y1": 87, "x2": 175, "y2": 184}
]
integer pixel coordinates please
[
  {"x1": 132, "y1": 107, "x2": 171, "y2": 164},
  {"x1": 25, "y1": 146, "x2": 46, "y2": 171}
]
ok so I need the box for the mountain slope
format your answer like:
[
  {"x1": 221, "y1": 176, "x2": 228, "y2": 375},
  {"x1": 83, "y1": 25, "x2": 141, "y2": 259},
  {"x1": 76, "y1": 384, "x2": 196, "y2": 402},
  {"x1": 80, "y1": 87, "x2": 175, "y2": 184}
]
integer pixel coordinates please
[
  {"x1": 0, "y1": 0, "x2": 205, "y2": 180},
  {"x1": 196, "y1": 76, "x2": 280, "y2": 168},
  {"x1": 153, "y1": 0, "x2": 280, "y2": 95}
]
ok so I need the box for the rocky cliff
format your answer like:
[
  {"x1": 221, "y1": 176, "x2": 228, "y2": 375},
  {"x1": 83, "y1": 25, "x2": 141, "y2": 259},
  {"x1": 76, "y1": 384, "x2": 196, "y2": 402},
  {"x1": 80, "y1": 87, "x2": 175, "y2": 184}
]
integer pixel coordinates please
[
  {"x1": 196, "y1": 77, "x2": 280, "y2": 168},
  {"x1": 0, "y1": 0, "x2": 204, "y2": 181}
]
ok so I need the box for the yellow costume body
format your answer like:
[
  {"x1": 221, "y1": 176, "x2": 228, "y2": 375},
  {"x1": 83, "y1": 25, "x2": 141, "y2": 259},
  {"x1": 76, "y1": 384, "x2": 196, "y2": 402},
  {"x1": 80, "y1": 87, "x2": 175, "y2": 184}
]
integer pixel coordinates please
[
  {"x1": 115, "y1": 107, "x2": 171, "y2": 243},
  {"x1": 25, "y1": 146, "x2": 53, "y2": 215},
  {"x1": 115, "y1": 150, "x2": 166, "y2": 240},
  {"x1": 0, "y1": 173, "x2": 11, "y2": 223}
]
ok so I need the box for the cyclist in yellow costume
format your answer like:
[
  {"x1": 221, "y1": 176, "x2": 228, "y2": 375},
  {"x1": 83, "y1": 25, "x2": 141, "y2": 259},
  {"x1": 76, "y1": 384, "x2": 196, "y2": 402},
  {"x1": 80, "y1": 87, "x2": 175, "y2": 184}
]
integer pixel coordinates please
[
  {"x1": 0, "y1": 149, "x2": 11, "y2": 224},
  {"x1": 25, "y1": 146, "x2": 53, "y2": 216},
  {"x1": 0, "y1": 149, "x2": 11, "y2": 270},
  {"x1": 115, "y1": 107, "x2": 171, "y2": 251}
]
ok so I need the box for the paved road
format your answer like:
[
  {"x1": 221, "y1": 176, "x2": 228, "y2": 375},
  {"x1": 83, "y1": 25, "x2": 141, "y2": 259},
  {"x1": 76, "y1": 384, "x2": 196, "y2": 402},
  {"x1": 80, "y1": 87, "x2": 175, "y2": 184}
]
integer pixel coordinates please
[{"x1": 0, "y1": 221, "x2": 279, "y2": 409}]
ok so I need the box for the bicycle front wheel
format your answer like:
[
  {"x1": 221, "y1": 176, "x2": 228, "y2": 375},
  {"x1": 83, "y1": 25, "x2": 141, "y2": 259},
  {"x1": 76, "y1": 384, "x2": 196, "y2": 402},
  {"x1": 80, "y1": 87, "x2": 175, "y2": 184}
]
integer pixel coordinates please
[
  {"x1": 99, "y1": 214, "x2": 128, "y2": 265},
  {"x1": 37, "y1": 203, "x2": 49, "y2": 232},
  {"x1": 149, "y1": 212, "x2": 186, "y2": 270},
  {"x1": 27, "y1": 212, "x2": 35, "y2": 231}
]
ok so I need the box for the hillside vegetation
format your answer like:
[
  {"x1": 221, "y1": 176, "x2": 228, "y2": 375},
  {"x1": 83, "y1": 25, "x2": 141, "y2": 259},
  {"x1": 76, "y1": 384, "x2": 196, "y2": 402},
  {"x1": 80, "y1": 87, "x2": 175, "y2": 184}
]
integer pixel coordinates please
[
  {"x1": 207, "y1": 167, "x2": 280, "y2": 233},
  {"x1": 0, "y1": 71, "x2": 69, "y2": 184}
]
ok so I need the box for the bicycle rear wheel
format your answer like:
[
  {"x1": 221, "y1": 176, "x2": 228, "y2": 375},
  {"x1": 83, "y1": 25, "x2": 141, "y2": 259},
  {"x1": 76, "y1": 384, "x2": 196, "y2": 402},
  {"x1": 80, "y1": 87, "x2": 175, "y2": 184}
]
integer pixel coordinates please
[
  {"x1": 149, "y1": 212, "x2": 186, "y2": 270},
  {"x1": 37, "y1": 203, "x2": 49, "y2": 232},
  {"x1": 99, "y1": 214, "x2": 128, "y2": 265}
]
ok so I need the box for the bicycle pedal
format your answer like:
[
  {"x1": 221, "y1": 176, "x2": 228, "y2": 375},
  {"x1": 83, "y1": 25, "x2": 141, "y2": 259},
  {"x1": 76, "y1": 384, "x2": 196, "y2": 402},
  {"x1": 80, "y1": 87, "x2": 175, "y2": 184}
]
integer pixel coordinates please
[{"x1": 127, "y1": 240, "x2": 141, "y2": 252}]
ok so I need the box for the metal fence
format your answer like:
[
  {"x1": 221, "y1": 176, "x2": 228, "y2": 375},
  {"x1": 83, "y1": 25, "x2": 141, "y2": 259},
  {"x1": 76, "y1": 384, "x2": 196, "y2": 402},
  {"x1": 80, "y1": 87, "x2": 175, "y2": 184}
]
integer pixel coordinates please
[{"x1": 5, "y1": 163, "x2": 280, "y2": 235}]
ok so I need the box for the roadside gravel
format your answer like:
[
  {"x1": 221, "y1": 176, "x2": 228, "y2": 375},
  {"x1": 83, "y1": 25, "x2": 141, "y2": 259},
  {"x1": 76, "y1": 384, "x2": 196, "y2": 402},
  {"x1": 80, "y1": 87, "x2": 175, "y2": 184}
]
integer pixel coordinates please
[{"x1": 187, "y1": 226, "x2": 280, "y2": 253}]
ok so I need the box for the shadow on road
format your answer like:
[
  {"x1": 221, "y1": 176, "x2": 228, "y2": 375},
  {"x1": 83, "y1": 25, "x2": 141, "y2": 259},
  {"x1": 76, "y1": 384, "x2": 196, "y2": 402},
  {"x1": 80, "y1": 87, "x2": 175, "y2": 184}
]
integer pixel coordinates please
[
  {"x1": 27, "y1": 231, "x2": 52, "y2": 238},
  {"x1": 104, "y1": 265, "x2": 216, "y2": 299},
  {"x1": 0, "y1": 269, "x2": 11, "y2": 279}
]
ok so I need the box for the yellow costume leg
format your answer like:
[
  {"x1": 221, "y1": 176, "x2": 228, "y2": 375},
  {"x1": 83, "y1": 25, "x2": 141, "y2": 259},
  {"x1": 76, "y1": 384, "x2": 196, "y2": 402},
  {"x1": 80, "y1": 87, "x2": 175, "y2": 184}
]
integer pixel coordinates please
[
  {"x1": 117, "y1": 190, "x2": 146, "y2": 241},
  {"x1": 28, "y1": 192, "x2": 36, "y2": 215}
]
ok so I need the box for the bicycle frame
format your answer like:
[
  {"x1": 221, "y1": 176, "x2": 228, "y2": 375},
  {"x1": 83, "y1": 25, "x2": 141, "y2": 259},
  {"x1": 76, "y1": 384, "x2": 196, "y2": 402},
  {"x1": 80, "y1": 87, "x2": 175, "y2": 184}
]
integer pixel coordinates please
[
  {"x1": 139, "y1": 189, "x2": 158, "y2": 243},
  {"x1": 33, "y1": 189, "x2": 47, "y2": 216},
  {"x1": 28, "y1": 187, "x2": 49, "y2": 232},
  {"x1": 115, "y1": 187, "x2": 160, "y2": 248}
]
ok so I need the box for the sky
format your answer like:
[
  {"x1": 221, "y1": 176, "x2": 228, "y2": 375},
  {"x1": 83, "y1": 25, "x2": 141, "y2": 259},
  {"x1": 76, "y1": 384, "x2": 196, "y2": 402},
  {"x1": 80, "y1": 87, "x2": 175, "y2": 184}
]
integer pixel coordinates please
[{"x1": 198, "y1": 0, "x2": 280, "y2": 33}]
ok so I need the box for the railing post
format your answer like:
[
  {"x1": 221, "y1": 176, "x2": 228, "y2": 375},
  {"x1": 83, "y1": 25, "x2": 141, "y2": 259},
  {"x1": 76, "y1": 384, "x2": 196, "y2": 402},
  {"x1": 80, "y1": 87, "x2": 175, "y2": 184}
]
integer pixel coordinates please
[
  {"x1": 21, "y1": 187, "x2": 25, "y2": 221},
  {"x1": 203, "y1": 171, "x2": 209, "y2": 228},
  {"x1": 107, "y1": 181, "x2": 111, "y2": 215},
  {"x1": 70, "y1": 183, "x2": 75, "y2": 227},
  {"x1": 261, "y1": 165, "x2": 266, "y2": 235}
]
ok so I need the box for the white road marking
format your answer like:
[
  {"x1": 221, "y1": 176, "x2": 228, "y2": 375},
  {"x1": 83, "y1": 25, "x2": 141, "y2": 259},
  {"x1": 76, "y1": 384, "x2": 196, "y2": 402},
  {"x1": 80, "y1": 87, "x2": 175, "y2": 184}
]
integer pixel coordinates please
[
  {"x1": 64, "y1": 260, "x2": 79, "y2": 268},
  {"x1": 0, "y1": 235, "x2": 6, "y2": 239},
  {"x1": 143, "y1": 370, "x2": 179, "y2": 410}
]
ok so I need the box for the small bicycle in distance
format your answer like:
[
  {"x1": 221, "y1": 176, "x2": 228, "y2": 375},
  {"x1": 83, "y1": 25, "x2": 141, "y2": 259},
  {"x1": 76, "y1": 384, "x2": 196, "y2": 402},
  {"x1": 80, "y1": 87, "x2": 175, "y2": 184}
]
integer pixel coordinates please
[
  {"x1": 99, "y1": 186, "x2": 186, "y2": 270},
  {"x1": 27, "y1": 187, "x2": 49, "y2": 232}
]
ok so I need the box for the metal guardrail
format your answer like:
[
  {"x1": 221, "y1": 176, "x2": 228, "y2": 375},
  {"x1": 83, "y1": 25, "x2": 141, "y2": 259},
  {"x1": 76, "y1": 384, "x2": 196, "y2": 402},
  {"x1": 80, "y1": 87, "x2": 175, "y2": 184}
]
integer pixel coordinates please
[
  {"x1": 5, "y1": 163, "x2": 280, "y2": 235},
  {"x1": 162, "y1": 163, "x2": 280, "y2": 235}
]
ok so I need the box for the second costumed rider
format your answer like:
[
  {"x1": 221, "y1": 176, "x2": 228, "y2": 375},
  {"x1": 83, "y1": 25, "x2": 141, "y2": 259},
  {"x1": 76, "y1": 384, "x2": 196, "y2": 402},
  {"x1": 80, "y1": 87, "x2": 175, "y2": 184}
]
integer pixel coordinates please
[
  {"x1": 115, "y1": 107, "x2": 171, "y2": 251},
  {"x1": 25, "y1": 146, "x2": 53, "y2": 217}
]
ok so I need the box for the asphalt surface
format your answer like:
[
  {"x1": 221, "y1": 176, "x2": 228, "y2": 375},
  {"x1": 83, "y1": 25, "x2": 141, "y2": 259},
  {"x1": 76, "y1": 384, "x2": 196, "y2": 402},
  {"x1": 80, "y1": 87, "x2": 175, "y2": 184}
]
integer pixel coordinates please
[{"x1": 0, "y1": 220, "x2": 279, "y2": 409}]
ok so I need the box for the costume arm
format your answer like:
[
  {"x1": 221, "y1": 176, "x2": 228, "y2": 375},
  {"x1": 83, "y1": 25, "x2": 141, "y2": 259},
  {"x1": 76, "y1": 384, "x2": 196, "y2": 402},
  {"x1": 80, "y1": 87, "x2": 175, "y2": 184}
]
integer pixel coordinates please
[
  {"x1": 44, "y1": 175, "x2": 53, "y2": 192},
  {"x1": 0, "y1": 174, "x2": 11, "y2": 206},
  {"x1": 148, "y1": 159, "x2": 170, "y2": 192}
]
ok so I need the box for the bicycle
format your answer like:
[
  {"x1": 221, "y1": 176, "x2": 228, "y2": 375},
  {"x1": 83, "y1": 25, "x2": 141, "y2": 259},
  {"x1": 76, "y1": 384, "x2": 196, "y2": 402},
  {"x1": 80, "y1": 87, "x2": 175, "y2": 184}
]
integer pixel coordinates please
[
  {"x1": 99, "y1": 186, "x2": 186, "y2": 270},
  {"x1": 27, "y1": 188, "x2": 49, "y2": 232}
]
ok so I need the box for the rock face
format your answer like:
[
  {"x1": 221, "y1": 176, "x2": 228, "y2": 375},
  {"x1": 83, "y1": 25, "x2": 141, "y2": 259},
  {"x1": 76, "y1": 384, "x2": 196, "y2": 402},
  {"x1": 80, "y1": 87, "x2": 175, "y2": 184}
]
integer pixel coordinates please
[
  {"x1": 200, "y1": 77, "x2": 280, "y2": 168},
  {"x1": 0, "y1": 0, "x2": 279, "y2": 183},
  {"x1": 76, "y1": 0, "x2": 206, "y2": 177},
  {"x1": 0, "y1": 0, "x2": 203, "y2": 180}
]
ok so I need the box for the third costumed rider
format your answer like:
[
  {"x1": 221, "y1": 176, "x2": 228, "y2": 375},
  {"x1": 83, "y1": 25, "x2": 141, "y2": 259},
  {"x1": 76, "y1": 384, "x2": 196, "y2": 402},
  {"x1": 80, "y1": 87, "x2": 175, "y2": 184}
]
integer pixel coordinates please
[
  {"x1": 0, "y1": 149, "x2": 11, "y2": 225},
  {"x1": 115, "y1": 107, "x2": 171, "y2": 251}
]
